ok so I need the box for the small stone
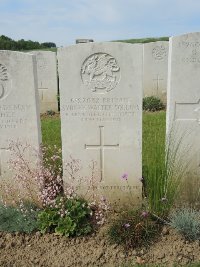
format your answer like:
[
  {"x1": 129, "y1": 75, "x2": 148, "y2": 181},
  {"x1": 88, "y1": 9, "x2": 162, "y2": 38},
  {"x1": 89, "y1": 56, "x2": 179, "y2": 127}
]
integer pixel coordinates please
[
  {"x1": 111, "y1": 244, "x2": 118, "y2": 249},
  {"x1": 15, "y1": 232, "x2": 20, "y2": 237},
  {"x1": 162, "y1": 236, "x2": 167, "y2": 241},
  {"x1": 140, "y1": 249, "x2": 145, "y2": 255},
  {"x1": 75, "y1": 239, "x2": 80, "y2": 244},
  {"x1": 5, "y1": 233, "x2": 12, "y2": 239},
  {"x1": 132, "y1": 250, "x2": 137, "y2": 256},
  {"x1": 119, "y1": 252, "x2": 125, "y2": 259},
  {"x1": 187, "y1": 247, "x2": 192, "y2": 253},
  {"x1": 35, "y1": 231, "x2": 41, "y2": 237},
  {"x1": 100, "y1": 240, "x2": 105, "y2": 246},
  {"x1": 162, "y1": 226, "x2": 169, "y2": 235},
  {"x1": 157, "y1": 253, "x2": 165, "y2": 259},
  {"x1": 25, "y1": 236, "x2": 31, "y2": 242}
]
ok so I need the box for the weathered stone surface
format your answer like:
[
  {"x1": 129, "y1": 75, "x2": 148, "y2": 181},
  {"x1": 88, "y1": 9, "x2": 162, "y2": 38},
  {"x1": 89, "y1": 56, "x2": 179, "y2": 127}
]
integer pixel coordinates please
[
  {"x1": 30, "y1": 51, "x2": 58, "y2": 113},
  {"x1": 143, "y1": 41, "x2": 169, "y2": 102},
  {"x1": 0, "y1": 50, "x2": 41, "y2": 180},
  {"x1": 58, "y1": 42, "x2": 142, "y2": 206},
  {"x1": 167, "y1": 32, "x2": 200, "y2": 174}
]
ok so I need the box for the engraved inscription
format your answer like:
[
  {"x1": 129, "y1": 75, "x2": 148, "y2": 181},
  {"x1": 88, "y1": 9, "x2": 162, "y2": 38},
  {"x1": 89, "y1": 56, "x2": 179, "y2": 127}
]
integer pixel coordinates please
[
  {"x1": 61, "y1": 97, "x2": 136, "y2": 122},
  {"x1": 0, "y1": 104, "x2": 31, "y2": 129},
  {"x1": 0, "y1": 64, "x2": 8, "y2": 99},
  {"x1": 81, "y1": 53, "x2": 120, "y2": 93},
  {"x1": 152, "y1": 46, "x2": 167, "y2": 60},
  {"x1": 85, "y1": 126, "x2": 119, "y2": 182},
  {"x1": 181, "y1": 49, "x2": 200, "y2": 64},
  {"x1": 179, "y1": 41, "x2": 200, "y2": 49},
  {"x1": 75, "y1": 185, "x2": 140, "y2": 191},
  {"x1": 37, "y1": 54, "x2": 47, "y2": 70}
]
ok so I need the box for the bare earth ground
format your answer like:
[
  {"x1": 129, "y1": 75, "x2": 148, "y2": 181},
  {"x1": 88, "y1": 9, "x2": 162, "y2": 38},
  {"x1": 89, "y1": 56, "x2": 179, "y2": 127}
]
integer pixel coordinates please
[{"x1": 0, "y1": 225, "x2": 200, "y2": 267}]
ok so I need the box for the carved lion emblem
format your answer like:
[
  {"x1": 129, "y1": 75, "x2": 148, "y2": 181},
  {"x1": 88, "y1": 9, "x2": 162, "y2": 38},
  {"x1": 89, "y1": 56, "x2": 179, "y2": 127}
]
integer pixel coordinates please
[
  {"x1": 0, "y1": 64, "x2": 9, "y2": 99},
  {"x1": 81, "y1": 53, "x2": 120, "y2": 93}
]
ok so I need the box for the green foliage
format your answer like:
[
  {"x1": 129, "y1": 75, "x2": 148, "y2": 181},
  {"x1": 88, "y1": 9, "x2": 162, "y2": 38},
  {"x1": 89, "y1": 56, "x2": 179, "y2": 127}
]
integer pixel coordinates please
[
  {"x1": 113, "y1": 36, "x2": 169, "y2": 44},
  {"x1": 0, "y1": 203, "x2": 38, "y2": 233},
  {"x1": 143, "y1": 96, "x2": 165, "y2": 112},
  {"x1": 46, "y1": 110, "x2": 56, "y2": 116},
  {"x1": 37, "y1": 196, "x2": 92, "y2": 237},
  {"x1": 108, "y1": 209, "x2": 160, "y2": 249},
  {"x1": 41, "y1": 42, "x2": 56, "y2": 48},
  {"x1": 0, "y1": 35, "x2": 56, "y2": 51},
  {"x1": 170, "y1": 208, "x2": 200, "y2": 241}
]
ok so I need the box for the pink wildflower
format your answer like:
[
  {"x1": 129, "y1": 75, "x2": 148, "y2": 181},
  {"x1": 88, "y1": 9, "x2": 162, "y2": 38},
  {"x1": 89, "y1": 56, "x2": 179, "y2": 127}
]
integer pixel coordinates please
[
  {"x1": 124, "y1": 223, "x2": 130, "y2": 228},
  {"x1": 141, "y1": 211, "x2": 148, "y2": 218}
]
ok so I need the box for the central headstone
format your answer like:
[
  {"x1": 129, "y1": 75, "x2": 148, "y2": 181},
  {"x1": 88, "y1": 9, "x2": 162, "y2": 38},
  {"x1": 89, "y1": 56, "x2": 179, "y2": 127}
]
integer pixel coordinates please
[{"x1": 58, "y1": 42, "x2": 142, "y2": 205}]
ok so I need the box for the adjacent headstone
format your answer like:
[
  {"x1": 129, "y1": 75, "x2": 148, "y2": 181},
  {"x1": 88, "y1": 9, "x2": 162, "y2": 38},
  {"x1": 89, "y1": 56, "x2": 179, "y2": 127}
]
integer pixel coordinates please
[
  {"x1": 58, "y1": 42, "x2": 142, "y2": 206},
  {"x1": 143, "y1": 41, "x2": 169, "y2": 102},
  {"x1": 0, "y1": 50, "x2": 41, "y2": 180},
  {"x1": 166, "y1": 32, "x2": 200, "y2": 173},
  {"x1": 30, "y1": 51, "x2": 58, "y2": 113}
]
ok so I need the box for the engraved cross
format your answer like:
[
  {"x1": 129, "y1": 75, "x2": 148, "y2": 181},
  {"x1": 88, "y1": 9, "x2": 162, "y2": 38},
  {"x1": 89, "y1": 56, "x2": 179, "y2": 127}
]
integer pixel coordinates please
[
  {"x1": 175, "y1": 99, "x2": 200, "y2": 167},
  {"x1": 38, "y1": 81, "x2": 48, "y2": 101},
  {"x1": 85, "y1": 126, "x2": 119, "y2": 182},
  {"x1": 175, "y1": 99, "x2": 200, "y2": 124},
  {"x1": 153, "y1": 74, "x2": 164, "y2": 94}
]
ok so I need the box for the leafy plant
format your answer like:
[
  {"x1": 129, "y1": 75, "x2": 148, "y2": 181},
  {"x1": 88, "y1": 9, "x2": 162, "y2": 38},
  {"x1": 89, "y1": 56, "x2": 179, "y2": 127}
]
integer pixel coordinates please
[
  {"x1": 108, "y1": 209, "x2": 160, "y2": 249},
  {"x1": 46, "y1": 110, "x2": 56, "y2": 116},
  {"x1": 143, "y1": 96, "x2": 165, "y2": 112},
  {"x1": 169, "y1": 208, "x2": 200, "y2": 241},
  {"x1": 0, "y1": 203, "x2": 38, "y2": 233},
  {"x1": 37, "y1": 196, "x2": 92, "y2": 237}
]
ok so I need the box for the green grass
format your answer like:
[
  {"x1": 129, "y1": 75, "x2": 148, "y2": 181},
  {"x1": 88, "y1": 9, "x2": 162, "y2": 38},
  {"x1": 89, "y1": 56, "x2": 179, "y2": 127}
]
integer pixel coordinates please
[
  {"x1": 143, "y1": 111, "x2": 166, "y2": 170},
  {"x1": 113, "y1": 37, "x2": 169, "y2": 44},
  {"x1": 41, "y1": 117, "x2": 61, "y2": 147},
  {"x1": 24, "y1": 47, "x2": 57, "y2": 52}
]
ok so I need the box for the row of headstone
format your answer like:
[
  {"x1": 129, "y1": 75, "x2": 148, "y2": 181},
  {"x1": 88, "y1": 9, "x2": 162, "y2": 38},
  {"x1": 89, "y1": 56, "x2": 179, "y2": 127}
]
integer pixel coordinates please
[
  {"x1": 27, "y1": 41, "x2": 169, "y2": 115},
  {"x1": 0, "y1": 32, "x2": 199, "y2": 206}
]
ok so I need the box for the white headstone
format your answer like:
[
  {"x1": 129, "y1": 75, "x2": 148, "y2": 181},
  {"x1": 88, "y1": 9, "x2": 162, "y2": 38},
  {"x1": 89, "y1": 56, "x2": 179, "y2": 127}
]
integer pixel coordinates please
[
  {"x1": 58, "y1": 42, "x2": 142, "y2": 206},
  {"x1": 143, "y1": 41, "x2": 169, "y2": 102},
  {"x1": 167, "y1": 32, "x2": 200, "y2": 173},
  {"x1": 31, "y1": 51, "x2": 58, "y2": 113},
  {"x1": 0, "y1": 50, "x2": 41, "y2": 180}
]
